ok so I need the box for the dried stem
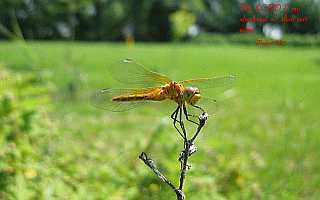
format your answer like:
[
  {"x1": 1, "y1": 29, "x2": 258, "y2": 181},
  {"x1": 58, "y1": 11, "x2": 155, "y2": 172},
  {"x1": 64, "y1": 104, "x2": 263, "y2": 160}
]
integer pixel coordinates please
[{"x1": 139, "y1": 111, "x2": 209, "y2": 200}]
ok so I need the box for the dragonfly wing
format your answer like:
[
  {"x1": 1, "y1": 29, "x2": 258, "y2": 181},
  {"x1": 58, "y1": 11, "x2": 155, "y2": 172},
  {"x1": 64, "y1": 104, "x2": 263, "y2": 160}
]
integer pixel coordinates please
[
  {"x1": 180, "y1": 75, "x2": 236, "y2": 89},
  {"x1": 180, "y1": 75, "x2": 237, "y2": 97},
  {"x1": 186, "y1": 96, "x2": 217, "y2": 119},
  {"x1": 91, "y1": 88, "x2": 160, "y2": 112},
  {"x1": 110, "y1": 59, "x2": 172, "y2": 88},
  {"x1": 181, "y1": 75, "x2": 237, "y2": 116}
]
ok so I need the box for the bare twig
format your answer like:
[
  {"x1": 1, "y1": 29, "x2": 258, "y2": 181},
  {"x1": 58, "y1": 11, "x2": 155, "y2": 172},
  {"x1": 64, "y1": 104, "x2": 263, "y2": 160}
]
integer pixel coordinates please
[
  {"x1": 190, "y1": 112, "x2": 209, "y2": 143},
  {"x1": 139, "y1": 111, "x2": 209, "y2": 200},
  {"x1": 179, "y1": 112, "x2": 208, "y2": 192},
  {"x1": 139, "y1": 152, "x2": 176, "y2": 191}
]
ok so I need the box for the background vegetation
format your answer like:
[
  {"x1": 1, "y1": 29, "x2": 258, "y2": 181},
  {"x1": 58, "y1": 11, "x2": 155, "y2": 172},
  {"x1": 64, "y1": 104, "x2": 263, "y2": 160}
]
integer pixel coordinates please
[
  {"x1": 0, "y1": 0, "x2": 320, "y2": 199},
  {"x1": 0, "y1": 0, "x2": 319, "y2": 41},
  {"x1": 0, "y1": 41, "x2": 319, "y2": 199}
]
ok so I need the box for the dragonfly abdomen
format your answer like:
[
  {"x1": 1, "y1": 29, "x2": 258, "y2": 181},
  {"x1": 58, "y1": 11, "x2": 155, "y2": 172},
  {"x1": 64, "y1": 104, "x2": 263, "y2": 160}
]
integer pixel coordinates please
[
  {"x1": 112, "y1": 95, "x2": 149, "y2": 102},
  {"x1": 112, "y1": 89, "x2": 166, "y2": 102}
]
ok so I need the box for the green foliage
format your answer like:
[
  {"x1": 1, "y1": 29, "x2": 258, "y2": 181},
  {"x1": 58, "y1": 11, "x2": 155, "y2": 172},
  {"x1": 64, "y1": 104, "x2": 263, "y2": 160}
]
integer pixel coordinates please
[
  {"x1": 0, "y1": 66, "x2": 54, "y2": 199},
  {"x1": 0, "y1": 0, "x2": 319, "y2": 41},
  {"x1": 0, "y1": 0, "x2": 176, "y2": 41},
  {"x1": 170, "y1": 9, "x2": 196, "y2": 40},
  {"x1": 198, "y1": 0, "x2": 241, "y2": 33},
  {"x1": 286, "y1": 0, "x2": 320, "y2": 33}
]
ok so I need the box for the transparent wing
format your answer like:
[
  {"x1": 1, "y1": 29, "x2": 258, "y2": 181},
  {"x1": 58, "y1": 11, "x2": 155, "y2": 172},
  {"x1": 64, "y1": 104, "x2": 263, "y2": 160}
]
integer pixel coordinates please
[
  {"x1": 185, "y1": 96, "x2": 218, "y2": 121},
  {"x1": 91, "y1": 88, "x2": 161, "y2": 112},
  {"x1": 180, "y1": 75, "x2": 236, "y2": 89},
  {"x1": 182, "y1": 75, "x2": 237, "y2": 118},
  {"x1": 109, "y1": 59, "x2": 172, "y2": 88},
  {"x1": 179, "y1": 75, "x2": 237, "y2": 97}
]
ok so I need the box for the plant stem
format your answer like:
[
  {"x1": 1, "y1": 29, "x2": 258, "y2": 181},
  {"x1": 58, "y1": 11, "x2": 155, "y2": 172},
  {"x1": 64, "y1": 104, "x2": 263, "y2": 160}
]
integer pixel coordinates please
[{"x1": 139, "y1": 112, "x2": 208, "y2": 200}]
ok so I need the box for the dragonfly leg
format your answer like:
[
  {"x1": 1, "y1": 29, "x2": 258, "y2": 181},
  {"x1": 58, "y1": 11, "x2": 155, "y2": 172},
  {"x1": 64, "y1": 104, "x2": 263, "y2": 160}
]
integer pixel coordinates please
[
  {"x1": 183, "y1": 104, "x2": 199, "y2": 126},
  {"x1": 171, "y1": 106, "x2": 184, "y2": 139},
  {"x1": 179, "y1": 106, "x2": 187, "y2": 139},
  {"x1": 193, "y1": 105, "x2": 205, "y2": 112},
  {"x1": 171, "y1": 106, "x2": 180, "y2": 124}
]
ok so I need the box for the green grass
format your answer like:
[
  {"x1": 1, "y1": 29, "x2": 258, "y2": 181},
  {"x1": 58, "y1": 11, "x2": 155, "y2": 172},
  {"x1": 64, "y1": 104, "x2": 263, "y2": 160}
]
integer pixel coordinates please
[{"x1": 0, "y1": 41, "x2": 319, "y2": 199}]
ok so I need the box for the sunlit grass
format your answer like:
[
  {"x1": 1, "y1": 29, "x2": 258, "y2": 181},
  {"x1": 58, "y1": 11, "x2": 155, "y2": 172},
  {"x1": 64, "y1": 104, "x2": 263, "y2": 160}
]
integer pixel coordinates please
[{"x1": 0, "y1": 41, "x2": 319, "y2": 199}]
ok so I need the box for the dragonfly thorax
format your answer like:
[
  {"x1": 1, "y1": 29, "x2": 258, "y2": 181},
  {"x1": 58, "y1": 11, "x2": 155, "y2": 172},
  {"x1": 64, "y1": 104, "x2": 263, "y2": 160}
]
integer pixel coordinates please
[{"x1": 184, "y1": 87, "x2": 201, "y2": 106}]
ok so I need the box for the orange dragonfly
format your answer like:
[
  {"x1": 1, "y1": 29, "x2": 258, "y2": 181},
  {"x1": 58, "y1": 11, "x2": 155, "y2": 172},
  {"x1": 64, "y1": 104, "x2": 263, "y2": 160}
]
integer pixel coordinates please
[{"x1": 92, "y1": 59, "x2": 236, "y2": 137}]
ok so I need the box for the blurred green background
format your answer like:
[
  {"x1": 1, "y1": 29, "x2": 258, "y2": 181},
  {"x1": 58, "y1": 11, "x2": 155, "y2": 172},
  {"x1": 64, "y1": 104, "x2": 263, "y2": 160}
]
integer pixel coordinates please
[
  {"x1": 1, "y1": 0, "x2": 320, "y2": 200},
  {"x1": 1, "y1": 0, "x2": 320, "y2": 41}
]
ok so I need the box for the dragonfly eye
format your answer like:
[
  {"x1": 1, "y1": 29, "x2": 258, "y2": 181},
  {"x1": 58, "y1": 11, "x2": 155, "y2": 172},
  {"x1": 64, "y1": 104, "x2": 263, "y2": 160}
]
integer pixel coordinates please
[
  {"x1": 194, "y1": 87, "x2": 200, "y2": 95},
  {"x1": 185, "y1": 87, "x2": 200, "y2": 98}
]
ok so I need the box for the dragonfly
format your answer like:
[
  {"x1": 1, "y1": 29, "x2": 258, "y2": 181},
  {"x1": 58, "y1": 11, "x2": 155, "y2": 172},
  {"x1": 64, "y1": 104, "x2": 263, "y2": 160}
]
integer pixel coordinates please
[{"x1": 92, "y1": 59, "x2": 236, "y2": 138}]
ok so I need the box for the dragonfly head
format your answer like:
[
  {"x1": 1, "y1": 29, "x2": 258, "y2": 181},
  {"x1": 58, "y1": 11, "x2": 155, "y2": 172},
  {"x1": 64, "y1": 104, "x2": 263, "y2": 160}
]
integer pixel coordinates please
[{"x1": 184, "y1": 87, "x2": 201, "y2": 105}]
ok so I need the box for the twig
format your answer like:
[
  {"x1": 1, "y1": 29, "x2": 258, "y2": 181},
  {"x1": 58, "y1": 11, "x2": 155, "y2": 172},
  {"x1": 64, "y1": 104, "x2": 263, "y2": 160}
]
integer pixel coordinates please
[
  {"x1": 190, "y1": 112, "x2": 209, "y2": 143},
  {"x1": 139, "y1": 152, "x2": 176, "y2": 191},
  {"x1": 139, "y1": 111, "x2": 209, "y2": 200},
  {"x1": 178, "y1": 112, "x2": 208, "y2": 192},
  {"x1": 139, "y1": 152, "x2": 186, "y2": 199}
]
